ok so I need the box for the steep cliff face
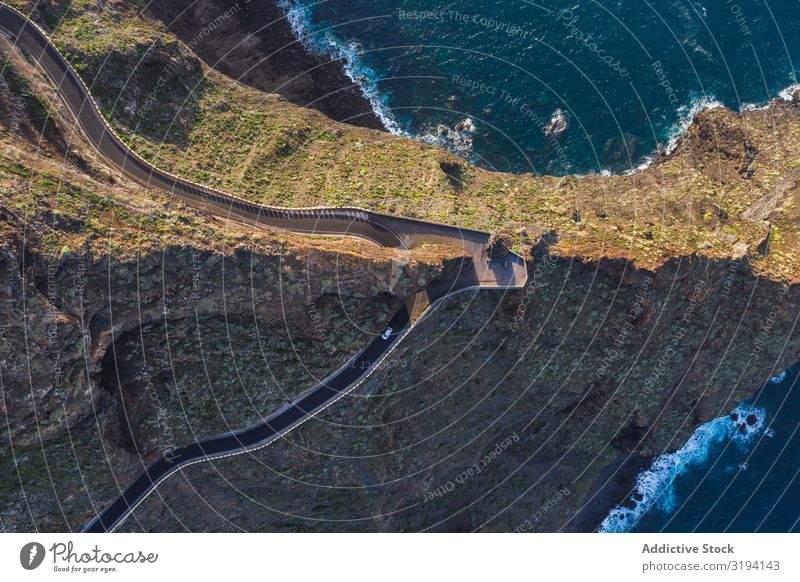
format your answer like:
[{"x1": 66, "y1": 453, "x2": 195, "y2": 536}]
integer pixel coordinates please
[
  {"x1": 0, "y1": 216, "x2": 454, "y2": 447},
  {"x1": 143, "y1": 0, "x2": 384, "y2": 130},
  {"x1": 0, "y1": 214, "x2": 461, "y2": 531},
  {"x1": 0, "y1": 44, "x2": 465, "y2": 530},
  {"x1": 114, "y1": 251, "x2": 800, "y2": 533}
]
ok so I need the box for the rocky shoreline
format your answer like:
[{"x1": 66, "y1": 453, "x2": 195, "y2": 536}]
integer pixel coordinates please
[{"x1": 143, "y1": 0, "x2": 384, "y2": 130}]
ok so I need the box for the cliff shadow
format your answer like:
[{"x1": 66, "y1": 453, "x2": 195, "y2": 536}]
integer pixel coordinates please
[{"x1": 144, "y1": 0, "x2": 384, "y2": 130}]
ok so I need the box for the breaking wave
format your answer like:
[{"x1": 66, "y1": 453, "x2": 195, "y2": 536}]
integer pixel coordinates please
[
  {"x1": 598, "y1": 403, "x2": 768, "y2": 533},
  {"x1": 626, "y1": 96, "x2": 724, "y2": 174},
  {"x1": 276, "y1": 0, "x2": 405, "y2": 135},
  {"x1": 277, "y1": 2, "x2": 800, "y2": 176}
]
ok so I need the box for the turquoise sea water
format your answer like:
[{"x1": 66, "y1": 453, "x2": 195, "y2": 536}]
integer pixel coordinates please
[
  {"x1": 278, "y1": 0, "x2": 800, "y2": 175},
  {"x1": 276, "y1": 0, "x2": 800, "y2": 531}
]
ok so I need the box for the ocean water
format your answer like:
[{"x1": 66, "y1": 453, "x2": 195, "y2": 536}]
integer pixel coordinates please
[
  {"x1": 275, "y1": 0, "x2": 800, "y2": 532},
  {"x1": 278, "y1": 0, "x2": 800, "y2": 175},
  {"x1": 600, "y1": 367, "x2": 800, "y2": 532}
]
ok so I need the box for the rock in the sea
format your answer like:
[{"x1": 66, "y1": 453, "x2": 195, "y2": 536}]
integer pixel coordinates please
[
  {"x1": 544, "y1": 108, "x2": 568, "y2": 139},
  {"x1": 455, "y1": 117, "x2": 476, "y2": 134},
  {"x1": 430, "y1": 118, "x2": 476, "y2": 156}
]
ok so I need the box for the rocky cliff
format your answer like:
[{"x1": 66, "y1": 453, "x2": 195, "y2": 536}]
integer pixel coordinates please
[
  {"x1": 114, "y1": 251, "x2": 800, "y2": 532},
  {"x1": 0, "y1": 40, "x2": 464, "y2": 529}
]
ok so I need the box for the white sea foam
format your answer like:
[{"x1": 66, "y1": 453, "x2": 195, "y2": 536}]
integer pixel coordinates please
[
  {"x1": 276, "y1": 0, "x2": 405, "y2": 135},
  {"x1": 778, "y1": 83, "x2": 800, "y2": 102},
  {"x1": 624, "y1": 96, "x2": 724, "y2": 175},
  {"x1": 741, "y1": 101, "x2": 770, "y2": 113},
  {"x1": 629, "y1": 84, "x2": 800, "y2": 174},
  {"x1": 734, "y1": 85, "x2": 798, "y2": 113},
  {"x1": 598, "y1": 404, "x2": 767, "y2": 533},
  {"x1": 770, "y1": 370, "x2": 787, "y2": 384},
  {"x1": 276, "y1": 2, "x2": 800, "y2": 177},
  {"x1": 667, "y1": 97, "x2": 724, "y2": 152},
  {"x1": 420, "y1": 118, "x2": 478, "y2": 159}
]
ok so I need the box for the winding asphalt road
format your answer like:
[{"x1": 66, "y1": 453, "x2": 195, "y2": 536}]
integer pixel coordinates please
[{"x1": 0, "y1": 2, "x2": 528, "y2": 533}]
